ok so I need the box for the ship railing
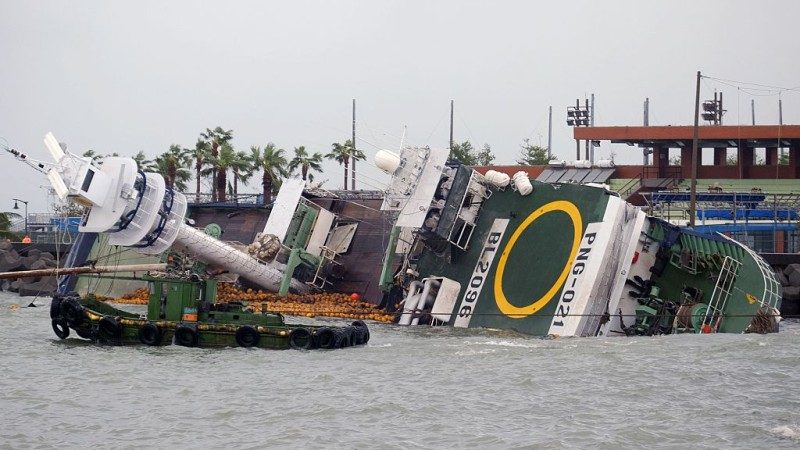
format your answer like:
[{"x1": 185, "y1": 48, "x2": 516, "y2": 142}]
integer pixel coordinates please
[
  {"x1": 617, "y1": 175, "x2": 643, "y2": 199},
  {"x1": 718, "y1": 234, "x2": 783, "y2": 311},
  {"x1": 704, "y1": 256, "x2": 741, "y2": 331}
]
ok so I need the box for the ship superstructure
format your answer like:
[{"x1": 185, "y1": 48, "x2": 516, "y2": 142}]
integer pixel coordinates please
[{"x1": 376, "y1": 147, "x2": 783, "y2": 336}]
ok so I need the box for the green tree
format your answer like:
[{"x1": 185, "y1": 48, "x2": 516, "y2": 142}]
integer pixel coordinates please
[
  {"x1": 208, "y1": 142, "x2": 237, "y2": 202},
  {"x1": 289, "y1": 146, "x2": 323, "y2": 181},
  {"x1": 517, "y1": 139, "x2": 552, "y2": 165},
  {"x1": 200, "y1": 127, "x2": 233, "y2": 200},
  {"x1": 132, "y1": 150, "x2": 151, "y2": 169},
  {"x1": 151, "y1": 144, "x2": 192, "y2": 190},
  {"x1": 476, "y1": 143, "x2": 495, "y2": 166},
  {"x1": 192, "y1": 139, "x2": 211, "y2": 202},
  {"x1": 326, "y1": 139, "x2": 365, "y2": 189},
  {"x1": 230, "y1": 150, "x2": 254, "y2": 199},
  {"x1": 250, "y1": 143, "x2": 289, "y2": 204},
  {"x1": 347, "y1": 139, "x2": 366, "y2": 190},
  {"x1": 0, "y1": 212, "x2": 21, "y2": 240},
  {"x1": 450, "y1": 140, "x2": 477, "y2": 165},
  {"x1": 82, "y1": 149, "x2": 103, "y2": 164}
]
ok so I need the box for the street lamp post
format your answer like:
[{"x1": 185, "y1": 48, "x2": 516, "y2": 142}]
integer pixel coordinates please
[{"x1": 12, "y1": 198, "x2": 28, "y2": 237}]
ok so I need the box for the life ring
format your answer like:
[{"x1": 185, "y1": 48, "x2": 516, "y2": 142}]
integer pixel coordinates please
[
  {"x1": 288, "y1": 328, "x2": 312, "y2": 350},
  {"x1": 98, "y1": 316, "x2": 122, "y2": 340},
  {"x1": 138, "y1": 322, "x2": 163, "y2": 346},
  {"x1": 175, "y1": 325, "x2": 198, "y2": 347},
  {"x1": 51, "y1": 318, "x2": 69, "y2": 339},
  {"x1": 234, "y1": 325, "x2": 260, "y2": 348},
  {"x1": 60, "y1": 297, "x2": 85, "y2": 327},
  {"x1": 314, "y1": 327, "x2": 336, "y2": 349}
]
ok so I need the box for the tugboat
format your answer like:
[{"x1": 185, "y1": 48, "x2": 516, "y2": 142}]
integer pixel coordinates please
[
  {"x1": 9, "y1": 133, "x2": 369, "y2": 349},
  {"x1": 373, "y1": 147, "x2": 783, "y2": 336}
]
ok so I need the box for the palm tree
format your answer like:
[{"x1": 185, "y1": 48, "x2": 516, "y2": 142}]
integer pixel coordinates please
[
  {"x1": 346, "y1": 139, "x2": 366, "y2": 190},
  {"x1": 82, "y1": 150, "x2": 103, "y2": 164},
  {"x1": 289, "y1": 146, "x2": 323, "y2": 182},
  {"x1": 209, "y1": 142, "x2": 237, "y2": 202},
  {"x1": 132, "y1": 150, "x2": 151, "y2": 169},
  {"x1": 151, "y1": 145, "x2": 192, "y2": 190},
  {"x1": 230, "y1": 150, "x2": 254, "y2": 200},
  {"x1": 192, "y1": 139, "x2": 210, "y2": 202},
  {"x1": 200, "y1": 127, "x2": 233, "y2": 200},
  {"x1": 0, "y1": 212, "x2": 22, "y2": 240},
  {"x1": 250, "y1": 143, "x2": 289, "y2": 204},
  {"x1": 326, "y1": 139, "x2": 365, "y2": 190},
  {"x1": 326, "y1": 142, "x2": 350, "y2": 189}
]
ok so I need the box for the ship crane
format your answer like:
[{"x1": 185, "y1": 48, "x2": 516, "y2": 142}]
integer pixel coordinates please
[{"x1": 14, "y1": 132, "x2": 307, "y2": 293}]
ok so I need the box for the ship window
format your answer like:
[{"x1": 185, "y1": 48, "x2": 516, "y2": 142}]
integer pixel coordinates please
[{"x1": 81, "y1": 169, "x2": 95, "y2": 192}]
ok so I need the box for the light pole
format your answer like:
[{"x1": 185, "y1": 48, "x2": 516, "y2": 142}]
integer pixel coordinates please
[{"x1": 12, "y1": 198, "x2": 28, "y2": 236}]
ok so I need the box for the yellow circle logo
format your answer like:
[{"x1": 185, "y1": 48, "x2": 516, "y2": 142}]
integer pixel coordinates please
[{"x1": 494, "y1": 200, "x2": 583, "y2": 318}]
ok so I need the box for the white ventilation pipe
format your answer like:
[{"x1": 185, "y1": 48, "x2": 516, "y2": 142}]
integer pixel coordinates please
[
  {"x1": 411, "y1": 279, "x2": 441, "y2": 325},
  {"x1": 174, "y1": 224, "x2": 309, "y2": 293},
  {"x1": 398, "y1": 281, "x2": 424, "y2": 325}
]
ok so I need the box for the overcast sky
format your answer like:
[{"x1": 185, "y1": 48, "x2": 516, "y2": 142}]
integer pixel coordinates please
[{"x1": 2, "y1": 0, "x2": 799, "y2": 213}]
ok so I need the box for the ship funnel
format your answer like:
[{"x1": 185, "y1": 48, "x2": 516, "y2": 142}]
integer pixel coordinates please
[{"x1": 375, "y1": 150, "x2": 401, "y2": 174}]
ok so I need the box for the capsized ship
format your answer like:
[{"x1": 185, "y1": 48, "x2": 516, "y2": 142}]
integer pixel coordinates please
[
  {"x1": 375, "y1": 147, "x2": 783, "y2": 336},
  {"x1": 9, "y1": 133, "x2": 369, "y2": 349}
]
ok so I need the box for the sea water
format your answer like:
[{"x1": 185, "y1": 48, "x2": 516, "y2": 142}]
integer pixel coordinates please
[{"x1": 1, "y1": 291, "x2": 799, "y2": 449}]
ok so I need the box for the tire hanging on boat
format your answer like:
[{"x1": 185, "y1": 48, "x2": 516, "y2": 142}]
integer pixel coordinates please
[
  {"x1": 351, "y1": 320, "x2": 370, "y2": 345},
  {"x1": 51, "y1": 318, "x2": 69, "y2": 339},
  {"x1": 60, "y1": 297, "x2": 85, "y2": 327},
  {"x1": 175, "y1": 324, "x2": 198, "y2": 347},
  {"x1": 98, "y1": 316, "x2": 122, "y2": 340},
  {"x1": 288, "y1": 327, "x2": 312, "y2": 350},
  {"x1": 234, "y1": 325, "x2": 260, "y2": 348},
  {"x1": 50, "y1": 295, "x2": 64, "y2": 319},
  {"x1": 138, "y1": 322, "x2": 163, "y2": 346},
  {"x1": 314, "y1": 327, "x2": 336, "y2": 349}
]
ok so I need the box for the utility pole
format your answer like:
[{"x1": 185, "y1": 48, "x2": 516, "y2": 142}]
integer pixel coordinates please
[
  {"x1": 547, "y1": 106, "x2": 552, "y2": 160},
  {"x1": 751, "y1": 99, "x2": 756, "y2": 125},
  {"x1": 351, "y1": 99, "x2": 356, "y2": 190},
  {"x1": 584, "y1": 97, "x2": 591, "y2": 161},
  {"x1": 589, "y1": 93, "x2": 595, "y2": 163},
  {"x1": 643, "y1": 97, "x2": 650, "y2": 165},
  {"x1": 689, "y1": 71, "x2": 701, "y2": 228},
  {"x1": 449, "y1": 100, "x2": 454, "y2": 152},
  {"x1": 779, "y1": 95, "x2": 784, "y2": 163}
]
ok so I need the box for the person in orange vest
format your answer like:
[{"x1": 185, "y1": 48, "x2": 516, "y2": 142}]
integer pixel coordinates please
[{"x1": 21, "y1": 235, "x2": 32, "y2": 243}]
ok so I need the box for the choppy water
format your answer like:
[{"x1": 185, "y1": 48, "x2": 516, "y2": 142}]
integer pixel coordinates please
[{"x1": 1, "y1": 291, "x2": 799, "y2": 449}]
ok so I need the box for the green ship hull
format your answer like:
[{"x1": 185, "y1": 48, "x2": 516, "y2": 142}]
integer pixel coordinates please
[{"x1": 377, "y1": 148, "x2": 783, "y2": 336}]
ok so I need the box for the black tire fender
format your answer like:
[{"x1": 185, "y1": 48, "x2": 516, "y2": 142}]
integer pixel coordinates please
[
  {"x1": 98, "y1": 316, "x2": 122, "y2": 339},
  {"x1": 138, "y1": 322, "x2": 163, "y2": 346},
  {"x1": 60, "y1": 297, "x2": 85, "y2": 327},
  {"x1": 175, "y1": 324, "x2": 198, "y2": 347},
  {"x1": 288, "y1": 327, "x2": 312, "y2": 350},
  {"x1": 234, "y1": 325, "x2": 260, "y2": 348},
  {"x1": 50, "y1": 295, "x2": 64, "y2": 319},
  {"x1": 51, "y1": 318, "x2": 69, "y2": 339},
  {"x1": 314, "y1": 327, "x2": 336, "y2": 349}
]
